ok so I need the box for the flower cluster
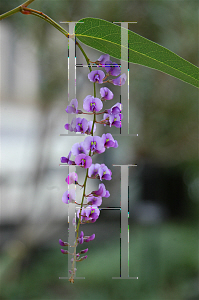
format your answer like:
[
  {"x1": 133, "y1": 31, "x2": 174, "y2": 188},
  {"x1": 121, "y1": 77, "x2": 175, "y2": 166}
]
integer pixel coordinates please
[{"x1": 59, "y1": 53, "x2": 126, "y2": 283}]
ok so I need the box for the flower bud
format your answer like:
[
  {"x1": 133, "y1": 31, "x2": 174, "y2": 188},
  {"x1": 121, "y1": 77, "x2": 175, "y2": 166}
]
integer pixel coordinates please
[
  {"x1": 76, "y1": 255, "x2": 88, "y2": 262},
  {"x1": 80, "y1": 248, "x2": 88, "y2": 254},
  {"x1": 59, "y1": 239, "x2": 70, "y2": 247},
  {"x1": 84, "y1": 233, "x2": 95, "y2": 242},
  {"x1": 61, "y1": 249, "x2": 69, "y2": 254}
]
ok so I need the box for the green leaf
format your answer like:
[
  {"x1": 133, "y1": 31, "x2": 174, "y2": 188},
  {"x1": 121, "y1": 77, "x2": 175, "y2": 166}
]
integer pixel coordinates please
[{"x1": 75, "y1": 17, "x2": 199, "y2": 88}]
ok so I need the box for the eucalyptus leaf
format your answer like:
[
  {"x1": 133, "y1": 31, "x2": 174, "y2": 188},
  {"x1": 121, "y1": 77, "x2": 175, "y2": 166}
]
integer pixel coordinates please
[{"x1": 75, "y1": 17, "x2": 198, "y2": 88}]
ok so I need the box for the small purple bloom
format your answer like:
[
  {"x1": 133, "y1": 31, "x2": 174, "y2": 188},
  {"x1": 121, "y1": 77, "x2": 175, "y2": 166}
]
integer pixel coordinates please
[
  {"x1": 102, "y1": 113, "x2": 123, "y2": 128},
  {"x1": 71, "y1": 142, "x2": 89, "y2": 156},
  {"x1": 75, "y1": 154, "x2": 92, "y2": 168},
  {"x1": 65, "y1": 172, "x2": 78, "y2": 184},
  {"x1": 97, "y1": 54, "x2": 110, "y2": 66},
  {"x1": 111, "y1": 73, "x2": 127, "y2": 86},
  {"x1": 77, "y1": 208, "x2": 90, "y2": 222},
  {"x1": 87, "y1": 195, "x2": 102, "y2": 207},
  {"x1": 75, "y1": 117, "x2": 89, "y2": 133},
  {"x1": 91, "y1": 183, "x2": 110, "y2": 198},
  {"x1": 78, "y1": 231, "x2": 84, "y2": 244},
  {"x1": 59, "y1": 239, "x2": 69, "y2": 247},
  {"x1": 100, "y1": 87, "x2": 114, "y2": 100},
  {"x1": 60, "y1": 151, "x2": 75, "y2": 165},
  {"x1": 79, "y1": 248, "x2": 88, "y2": 254},
  {"x1": 83, "y1": 136, "x2": 105, "y2": 154},
  {"x1": 62, "y1": 189, "x2": 76, "y2": 204},
  {"x1": 107, "y1": 102, "x2": 123, "y2": 115},
  {"x1": 98, "y1": 164, "x2": 112, "y2": 181},
  {"x1": 64, "y1": 117, "x2": 76, "y2": 132},
  {"x1": 61, "y1": 249, "x2": 69, "y2": 254},
  {"x1": 83, "y1": 95, "x2": 103, "y2": 112},
  {"x1": 86, "y1": 206, "x2": 100, "y2": 223},
  {"x1": 88, "y1": 70, "x2": 105, "y2": 83},
  {"x1": 65, "y1": 99, "x2": 82, "y2": 114},
  {"x1": 85, "y1": 233, "x2": 95, "y2": 242},
  {"x1": 88, "y1": 163, "x2": 101, "y2": 178},
  {"x1": 112, "y1": 113, "x2": 123, "y2": 128},
  {"x1": 101, "y1": 133, "x2": 118, "y2": 148},
  {"x1": 77, "y1": 206, "x2": 100, "y2": 223},
  {"x1": 105, "y1": 60, "x2": 121, "y2": 76},
  {"x1": 77, "y1": 255, "x2": 88, "y2": 261}
]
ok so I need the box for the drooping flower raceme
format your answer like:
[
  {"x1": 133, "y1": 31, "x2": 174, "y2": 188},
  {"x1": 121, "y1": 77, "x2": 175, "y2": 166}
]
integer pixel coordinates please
[{"x1": 59, "y1": 52, "x2": 126, "y2": 283}]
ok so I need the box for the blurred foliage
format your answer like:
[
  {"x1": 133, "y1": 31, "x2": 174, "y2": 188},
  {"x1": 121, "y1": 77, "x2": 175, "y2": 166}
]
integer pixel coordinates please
[{"x1": 0, "y1": 222, "x2": 198, "y2": 300}]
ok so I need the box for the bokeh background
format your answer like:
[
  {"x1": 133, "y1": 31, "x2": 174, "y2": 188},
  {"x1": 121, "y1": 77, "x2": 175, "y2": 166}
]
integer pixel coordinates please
[{"x1": 0, "y1": 1, "x2": 198, "y2": 299}]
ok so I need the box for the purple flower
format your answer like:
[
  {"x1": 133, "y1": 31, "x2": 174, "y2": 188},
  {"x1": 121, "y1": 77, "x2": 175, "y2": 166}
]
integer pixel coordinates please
[
  {"x1": 86, "y1": 206, "x2": 100, "y2": 223},
  {"x1": 105, "y1": 60, "x2": 121, "y2": 76},
  {"x1": 75, "y1": 153, "x2": 92, "y2": 168},
  {"x1": 77, "y1": 208, "x2": 90, "y2": 223},
  {"x1": 100, "y1": 87, "x2": 114, "y2": 101},
  {"x1": 110, "y1": 73, "x2": 127, "y2": 86},
  {"x1": 83, "y1": 136, "x2": 105, "y2": 154},
  {"x1": 77, "y1": 232, "x2": 95, "y2": 244},
  {"x1": 78, "y1": 230, "x2": 84, "y2": 244},
  {"x1": 64, "y1": 117, "x2": 76, "y2": 132},
  {"x1": 91, "y1": 183, "x2": 110, "y2": 198},
  {"x1": 65, "y1": 172, "x2": 78, "y2": 184},
  {"x1": 75, "y1": 118, "x2": 89, "y2": 133},
  {"x1": 98, "y1": 164, "x2": 112, "y2": 181},
  {"x1": 97, "y1": 54, "x2": 110, "y2": 66},
  {"x1": 101, "y1": 133, "x2": 118, "y2": 149},
  {"x1": 107, "y1": 102, "x2": 123, "y2": 115},
  {"x1": 59, "y1": 239, "x2": 69, "y2": 246},
  {"x1": 77, "y1": 205, "x2": 100, "y2": 223},
  {"x1": 65, "y1": 117, "x2": 88, "y2": 133},
  {"x1": 71, "y1": 142, "x2": 89, "y2": 156},
  {"x1": 62, "y1": 189, "x2": 76, "y2": 204},
  {"x1": 65, "y1": 99, "x2": 82, "y2": 114},
  {"x1": 76, "y1": 255, "x2": 88, "y2": 262},
  {"x1": 83, "y1": 95, "x2": 103, "y2": 112},
  {"x1": 88, "y1": 163, "x2": 101, "y2": 178},
  {"x1": 88, "y1": 70, "x2": 105, "y2": 83},
  {"x1": 103, "y1": 113, "x2": 123, "y2": 128},
  {"x1": 85, "y1": 233, "x2": 95, "y2": 242},
  {"x1": 79, "y1": 248, "x2": 88, "y2": 254},
  {"x1": 61, "y1": 249, "x2": 69, "y2": 254},
  {"x1": 87, "y1": 195, "x2": 102, "y2": 207},
  {"x1": 60, "y1": 151, "x2": 75, "y2": 165}
]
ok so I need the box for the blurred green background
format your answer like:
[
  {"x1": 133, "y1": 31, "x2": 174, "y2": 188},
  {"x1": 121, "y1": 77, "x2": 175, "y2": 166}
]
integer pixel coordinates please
[{"x1": 0, "y1": 1, "x2": 198, "y2": 300}]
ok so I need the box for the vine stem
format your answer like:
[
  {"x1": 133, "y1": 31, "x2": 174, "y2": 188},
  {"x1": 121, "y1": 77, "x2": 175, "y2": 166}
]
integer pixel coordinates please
[
  {"x1": 0, "y1": 0, "x2": 35, "y2": 20},
  {"x1": 0, "y1": 1, "x2": 98, "y2": 284}
]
